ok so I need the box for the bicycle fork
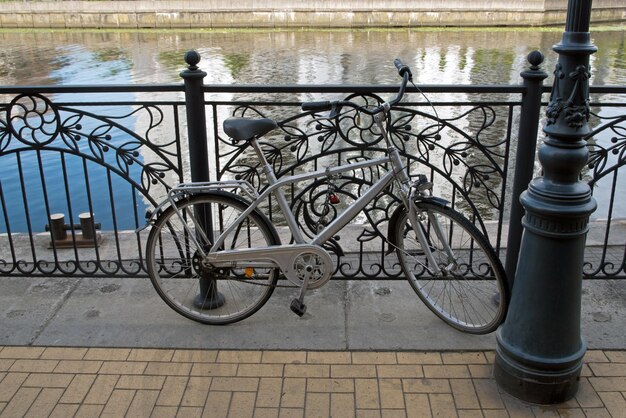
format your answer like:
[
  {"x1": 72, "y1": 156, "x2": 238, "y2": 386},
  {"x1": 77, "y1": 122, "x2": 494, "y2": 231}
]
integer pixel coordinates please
[{"x1": 374, "y1": 110, "x2": 455, "y2": 277}]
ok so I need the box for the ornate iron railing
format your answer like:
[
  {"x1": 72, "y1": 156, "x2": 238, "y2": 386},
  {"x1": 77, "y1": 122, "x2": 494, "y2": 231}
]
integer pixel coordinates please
[{"x1": 0, "y1": 70, "x2": 623, "y2": 279}]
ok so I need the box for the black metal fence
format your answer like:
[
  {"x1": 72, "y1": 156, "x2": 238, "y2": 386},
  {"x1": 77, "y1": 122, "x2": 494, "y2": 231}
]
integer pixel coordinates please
[{"x1": 0, "y1": 55, "x2": 624, "y2": 279}]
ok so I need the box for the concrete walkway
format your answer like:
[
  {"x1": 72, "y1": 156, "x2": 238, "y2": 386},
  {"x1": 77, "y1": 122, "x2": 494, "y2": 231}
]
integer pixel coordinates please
[{"x1": 0, "y1": 276, "x2": 625, "y2": 416}]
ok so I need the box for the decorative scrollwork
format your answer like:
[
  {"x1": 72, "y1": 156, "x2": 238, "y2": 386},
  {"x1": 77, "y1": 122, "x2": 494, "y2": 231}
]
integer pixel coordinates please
[
  {"x1": 7, "y1": 94, "x2": 60, "y2": 146},
  {"x1": 216, "y1": 94, "x2": 509, "y2": 279}
]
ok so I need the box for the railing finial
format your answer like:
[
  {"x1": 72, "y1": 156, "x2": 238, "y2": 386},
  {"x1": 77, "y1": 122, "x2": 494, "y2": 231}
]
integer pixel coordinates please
[
  {"x1": 527, "y1": 50, "x2": 544, "y2": 70},
  {"x1": 184, "y1": 50, "x2": 201, "y2": 71}
]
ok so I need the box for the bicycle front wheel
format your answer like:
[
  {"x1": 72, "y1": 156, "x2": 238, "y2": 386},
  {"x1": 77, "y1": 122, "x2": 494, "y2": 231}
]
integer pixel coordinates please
[
  {"x1": 392, "y1": 201, "x2": 508, "y2": 334},
  {"x1": 146, "y1": 191, "x2": 279, "y2": 325}
]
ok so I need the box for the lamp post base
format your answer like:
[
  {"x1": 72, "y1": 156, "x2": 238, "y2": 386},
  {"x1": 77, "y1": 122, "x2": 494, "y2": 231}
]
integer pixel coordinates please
[{"x1": 494, "y1": 332, "x2": 584, "y2": 404}]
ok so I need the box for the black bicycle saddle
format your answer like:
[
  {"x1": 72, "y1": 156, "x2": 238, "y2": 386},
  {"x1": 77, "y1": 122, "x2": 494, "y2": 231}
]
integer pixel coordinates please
[{"x1": 223, "y1": 117, "x2": 278, "y2": 141}]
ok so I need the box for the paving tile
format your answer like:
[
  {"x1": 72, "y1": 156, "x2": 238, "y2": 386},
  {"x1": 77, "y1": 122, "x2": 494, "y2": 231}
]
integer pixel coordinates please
[
  {"x1": 402, "y1": 378, "x2": 451, "y2": 394},
  {"x1": 584, "y1": 350, "x2": 610, "y2": 363},
  {"x1": 456, "y1": 410, "x2": 482, "y2": 418},
  {"x1": 151, "y1": 405, "x2": 179, "y2": 417},
  {"x1": 575, "y1": 377, "x2": 604, "y2": 408},
  {"x1": 404, "y1": 393, "x2": 430, "y2": 418},
  {"x1": 355, "y1": 379, "x2": 380, "y2": 409},
  {"x1": 278, "y1": 408, "x2": 304, "y2": 418},
  {"x1": 598, "y1": 391, "x2": 626, "y2": 418},
  {"x1": 330, "y1": 392, "x2": 355, "y2": 417},
  {"x1": 604, "y1": 351, "x2": 626, "y2": 363},
  {"x1": 581, "y1": 407, "x2": 612, "y2": 417},
  {"x1": 74, "y1": 404, "x2": 104, "y2": 418},
  {"x1": 589, "y1": 363, "x2": 626, "y2": 377},
  {"x1": 202, "y1": 390, "x2": 231, "y2": 418},
  {"x1": 210, "y1": 376, "x2": 259, "y2": 392},
  {"x1": 156, "y1": 376, "x2": 188, "y2": 406},
  {"x1": 83, "y1": 374, "x2": 119, "y2": 404},
  {"x1": 22, "y1": 372, "x2": 74, "y2": 388},
  {"x1": 59, "y1": 374, "x2": 97, "y2": 404},
  {"x1": 171, "y1": 350, "x2": 218, "y2": 363},
  {"x1": 49, "y1": 403, "x2": 80, "y2": 418},
  {"x1": 99, "y1": 361, "x2": 147, "y2": 375},
  {"x1": 356, "y1": 410, "x2": 382, "y2": 418},
  {"x1": 216, "y1": 351, "x2": 262, "y2": 363},
  {"x1": 127, "y1": 349, "x2": 175, "y2": 362},
  {"x1": 589, "y1": 376, "x2": 626, "y2": 392},
  {"x1": 396, "y1": 352, "x2": 442, "y2": 365},
  {"x1": 499, "y1": 391, "x2": 534, "y2": 417},
  {"x1": 255, "y1": 408, "x2": 280, "y2": 418},
  {"x1": 24, "y1": 387, "x2": 64, "y2": 418},
  {"x1": 450, "y1": 379, "x2": 480, "y2": 409},
  {"x1": 281, "y1": 377, "x2": 306, "y2": 408},
  {"x1": 262, "y1": 351, "x2": 306, "y2": 364},
  {"x1": 352, "y1": 352, "x2": 397, "y2": 365},
  {"x1": 228, "y1": 391, "x2": 255, "y2": 418},
  {"x1": 144, "y1": 361, "x2": 192, "y2": 376},
  {"x1": 307, "y1": 352, "x2": 351, "y2": 365},
  {"x1": 0, "y1": 360, "x2": 14, "y2": 372},
  {"x1": 101, "y1": 388, "x2": 135, "y2": 417},
  {"x1": 442, "y1": 352, "x2": 487, "y2": 365},
  {"x1": 53, "y1": 360, "x2": 103, "y2": 374},
  {"x1": 285, "y1": 364, "x2": 329, "y2": 378},
  {"x1": 126, "y1": 389, "x2": 159, "y2": 417},
  {"x1": 468, "y1": 365, "x2": 492, "y2": 379},
  {"x1": 256, "y1": 377, "x2": 282, "y2": 408},
  {"x1": 305, "y1": 392, "x2": 330, "y2": 418},
  {"x1": 190, "y1": 363, "x2": 238, "y2": 377},
  {"x1": 380, "y1": 410, "x2": 407, "y2": 418},
  {"x1": 429, "y1": 393, "x2": 458, "y2": 418},
  {"x1": 181, "y1": 376, "x2": 211, "y2": 407},
  {"x1": 472, "y1": 379, "x2": 505, "y2": 410},
  {"x1": 482, "y1": 410, "x2": 510, "y2": 417},
  {"x1": 84, "y1": 348, "x2": 131, "y2": 361},
  {"x1": 379, "y1": 378, "x2": 405, "y2": 409},
  {"x1": 0, "y1": 347, "x2": 45, "y2": 359},
  {"x1": 331, "y1": 365, "x2": 377, "y2": 378},
  {"x1": 9, "y1": 359, "x2": 59, "y2": 373},
  {"x1": 237, "y1": 363, "x2": 284, "y2": 377},
  {"x1": 1, "y1": 387, "x2": 40, "y2": 417},
  {"x1": 0, "y1": 372, "x2": 29, "y2": 402},
  {"x1": 116, "y1": 375, "x2": 165, "y2": 390},
  {"x1": 307, "y1": 378, "x2": 354, "y2": 393},
  {"x1": 41, "y1": 347, "x2": 87, "y2": 360},
  {"x1": 377, "y1": 365, "x2": 423, "y2": 379},
  {"x1": 177, "y1": 406, "x2": 203, "y2": 418},
  {"x1": 423, "y1": 365, "x2": 471, "y2": 379}
]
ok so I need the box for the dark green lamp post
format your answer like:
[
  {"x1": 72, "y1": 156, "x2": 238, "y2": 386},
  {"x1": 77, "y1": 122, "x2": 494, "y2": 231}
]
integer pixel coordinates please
[{"x1": 494, "y1": 0, "x2": 597, "y2": 404}]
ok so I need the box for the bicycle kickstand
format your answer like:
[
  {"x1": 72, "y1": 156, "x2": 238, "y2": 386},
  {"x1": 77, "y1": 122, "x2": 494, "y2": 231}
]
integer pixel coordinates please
[{"x1": 290, "y1": 266, "x2": 312, "y2": 317}]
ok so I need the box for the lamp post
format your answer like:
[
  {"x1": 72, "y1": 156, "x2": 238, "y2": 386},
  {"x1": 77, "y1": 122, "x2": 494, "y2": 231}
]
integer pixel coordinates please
[{"x1": 494, "y1": 0, "x2": 597, "y2": 404}]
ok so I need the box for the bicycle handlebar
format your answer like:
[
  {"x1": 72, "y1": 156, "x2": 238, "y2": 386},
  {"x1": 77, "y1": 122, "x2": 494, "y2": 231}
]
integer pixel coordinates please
[{"x1": 301, "y1": 59, "x2": 411, "y2": 116}]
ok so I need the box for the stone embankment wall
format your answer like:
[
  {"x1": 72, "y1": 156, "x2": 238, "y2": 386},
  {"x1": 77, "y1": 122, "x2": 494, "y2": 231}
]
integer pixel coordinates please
[{"x1": 0, "y1": 0, "x2": 624, "y2": 28}]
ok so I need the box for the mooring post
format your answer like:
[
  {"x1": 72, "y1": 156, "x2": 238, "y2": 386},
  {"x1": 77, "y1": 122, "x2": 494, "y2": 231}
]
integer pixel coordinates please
[
  {"x1": 504, "y1": 50, "x2": 548, "y2": 290},
  {"x1": 494, "y1": 0, "x2": 597, "y2": 404},
  {"x1": 180, "y1": 50, "x2": 225, "y2": 310}
]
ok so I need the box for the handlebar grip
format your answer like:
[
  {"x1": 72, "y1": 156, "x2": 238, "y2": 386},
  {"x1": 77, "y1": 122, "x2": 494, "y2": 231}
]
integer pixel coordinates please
[
  {"x1": 393, "y1": 58, "x2": 413, "y2": 81},
  {"x1": 301, "y1": 101, "x2": 333, "y2": 112}
]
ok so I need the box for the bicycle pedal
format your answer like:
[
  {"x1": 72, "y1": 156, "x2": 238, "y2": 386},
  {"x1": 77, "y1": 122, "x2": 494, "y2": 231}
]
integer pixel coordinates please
[{"x1": 290, "y1": 299, "x2": 307, "y2": 317}]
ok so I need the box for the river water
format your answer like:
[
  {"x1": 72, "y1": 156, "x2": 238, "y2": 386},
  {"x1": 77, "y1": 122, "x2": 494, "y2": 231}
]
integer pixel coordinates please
[{"x1": 0, "y1": 28, "x2": 624, "y2": 231}]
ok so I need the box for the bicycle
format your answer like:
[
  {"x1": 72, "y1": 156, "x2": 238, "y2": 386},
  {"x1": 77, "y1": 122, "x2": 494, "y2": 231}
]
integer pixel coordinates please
[{"x1": 143, "y1": 59, "x2": 509, "y2": 334}]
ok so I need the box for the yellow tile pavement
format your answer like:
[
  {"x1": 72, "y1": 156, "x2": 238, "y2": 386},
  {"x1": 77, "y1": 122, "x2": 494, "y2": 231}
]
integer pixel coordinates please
[{"x1": 0, "y1": 347, "x2": 623, "y2": 417}]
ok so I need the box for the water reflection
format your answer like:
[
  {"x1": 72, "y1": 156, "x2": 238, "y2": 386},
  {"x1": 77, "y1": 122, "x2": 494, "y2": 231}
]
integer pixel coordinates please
[{"x1": 0, "y1": 28, "x2": 624, "y2": 233}]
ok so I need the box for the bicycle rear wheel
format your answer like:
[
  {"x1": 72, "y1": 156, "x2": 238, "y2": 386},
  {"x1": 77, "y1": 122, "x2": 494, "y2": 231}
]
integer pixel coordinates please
[
  {"x1": 392, "y1": 201, "x2": 508, "y2": 334},
  {"x1": 146, "y1": 191, "x2": 279, "y2": 325}
]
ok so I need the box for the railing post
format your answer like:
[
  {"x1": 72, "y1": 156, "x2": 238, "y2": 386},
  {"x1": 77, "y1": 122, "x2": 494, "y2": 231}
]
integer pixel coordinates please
[
  {"x1": 495, "y1": 0, "x2": 597, "y2": 404},
  {"x1": 504, "y1": 51, "x2": 548, "y2": 290},
  {"x1": 180, "y1": 50, "x2": 225, "y2": 310}
]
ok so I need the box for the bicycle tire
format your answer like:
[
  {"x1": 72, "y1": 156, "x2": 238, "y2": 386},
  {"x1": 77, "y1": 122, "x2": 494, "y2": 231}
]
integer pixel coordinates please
[
  {"x1": 146, "y1": 191, "x2": 280, "y2": 325},
  {"x1": 391, "y1": 200, "x2": 508, "y2": 334}
]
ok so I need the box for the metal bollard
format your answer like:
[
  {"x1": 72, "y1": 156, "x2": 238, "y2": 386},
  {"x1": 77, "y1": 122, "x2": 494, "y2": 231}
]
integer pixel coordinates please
[
  {"x1": 49, "y1": 213, "x2": 67, "y2": 241},
  {"x1": 79, "y1": 212, "x2": 96, "y2": 240}
]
